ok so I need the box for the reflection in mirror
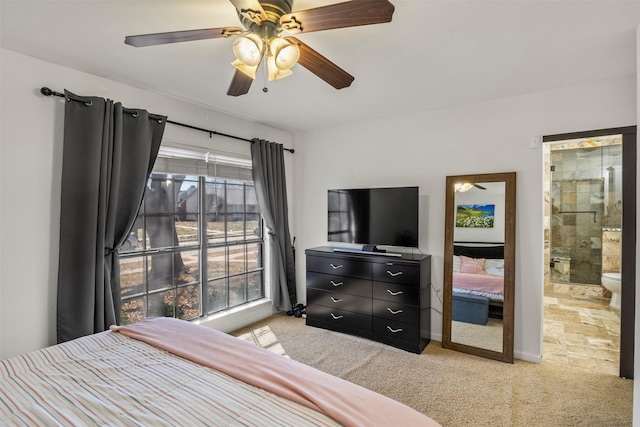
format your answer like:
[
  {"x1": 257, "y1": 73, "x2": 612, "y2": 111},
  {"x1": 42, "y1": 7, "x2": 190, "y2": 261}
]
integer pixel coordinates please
[
  {"x1": 443, "y1": 173, "x2": 516, "y2": 363},
  {"x1": 451, "y1": 183, "x2": 504, "y2": 353}
]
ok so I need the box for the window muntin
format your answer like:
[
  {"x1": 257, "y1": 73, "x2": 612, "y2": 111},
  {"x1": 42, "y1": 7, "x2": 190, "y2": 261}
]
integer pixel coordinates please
[{"x1": 119, "y1": 168, "x2": 264, "y2": 325}]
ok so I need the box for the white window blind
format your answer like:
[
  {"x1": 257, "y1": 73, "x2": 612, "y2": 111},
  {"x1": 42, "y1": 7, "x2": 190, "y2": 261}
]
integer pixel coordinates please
[{"x1": 153, "y1": 145, "x2": 253, "y2": 181}]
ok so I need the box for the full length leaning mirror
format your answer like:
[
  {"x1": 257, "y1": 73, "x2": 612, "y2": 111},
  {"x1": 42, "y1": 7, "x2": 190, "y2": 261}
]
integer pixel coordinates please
[{"x1": 442, "y1": 172, "x2": 516, "y2": 363}]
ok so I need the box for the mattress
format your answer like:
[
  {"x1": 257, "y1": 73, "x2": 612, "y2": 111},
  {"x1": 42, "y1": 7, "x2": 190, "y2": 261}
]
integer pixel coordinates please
[{"x1": 453, "y1": 272, "x2": 504, "y2": 301}]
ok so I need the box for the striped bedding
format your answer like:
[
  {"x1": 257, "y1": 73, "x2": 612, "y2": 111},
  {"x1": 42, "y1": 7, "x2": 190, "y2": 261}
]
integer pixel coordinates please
[{"x1": 0, "y1": 328, "x2": 341, "y2": 426}]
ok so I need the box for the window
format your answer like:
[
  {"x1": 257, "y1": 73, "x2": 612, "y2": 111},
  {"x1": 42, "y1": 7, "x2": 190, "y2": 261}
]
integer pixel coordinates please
[
  {"x1": 327, "y1": 189, "x2": 354, "y2": 242},
  {"x1": 118, "y1": 147, "x2": 264, "y2": 324}
]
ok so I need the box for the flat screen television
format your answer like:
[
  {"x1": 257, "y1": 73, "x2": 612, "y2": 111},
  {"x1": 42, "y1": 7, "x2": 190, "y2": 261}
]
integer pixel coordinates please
[{"x1": 327, "y1": 186, "x2": 419, "y2": 250}]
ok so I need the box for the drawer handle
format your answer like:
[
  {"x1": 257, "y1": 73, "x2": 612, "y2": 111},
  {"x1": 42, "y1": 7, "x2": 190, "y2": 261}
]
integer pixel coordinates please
[
  {"x1": 387, "y1": 270, "x2": 403, "y2": 277},
  {"x1": 330, "y1": 313, "x2": 344, "y2": 320},
  {"x1": 330, "y1": 280, "x2": 344, "y2": 287},
  {"x1": 330, "y1": 263, "x2": 343, "y2": 270},
  {"x1": 387, "y1": 326, "x2": 403, "y2": 333},
  {"x1": 387, "y1": 308, "x2": 403, "y2": 315},
  {"x1": 330, "y1": 297, "x2": 343, "y2": 303},
  {"x1": 387, "y1": 289, "x2": 403, "y2": 296}
]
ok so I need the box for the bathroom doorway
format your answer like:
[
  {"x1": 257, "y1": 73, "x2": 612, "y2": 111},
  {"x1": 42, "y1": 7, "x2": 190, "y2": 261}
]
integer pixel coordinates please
[{"x1": 542, "y1": 126, "x2": 636, "y2": 379}]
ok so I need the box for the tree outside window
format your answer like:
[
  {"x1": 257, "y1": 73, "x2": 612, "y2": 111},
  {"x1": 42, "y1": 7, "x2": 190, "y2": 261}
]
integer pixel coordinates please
[{"x1": 119, "y1": 171, "x2": 264, "y2": 324}]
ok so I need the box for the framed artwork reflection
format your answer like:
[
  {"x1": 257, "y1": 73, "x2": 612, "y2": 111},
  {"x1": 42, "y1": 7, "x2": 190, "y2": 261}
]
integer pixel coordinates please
[{"x1": 456, "y1": 204, "x2": 495, "y2": 228}]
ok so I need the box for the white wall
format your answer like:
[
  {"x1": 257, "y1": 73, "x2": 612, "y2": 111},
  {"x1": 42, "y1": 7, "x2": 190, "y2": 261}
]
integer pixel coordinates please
[
  {"x1": 292, "y1": 75, "x2": 636, "y2": 361},
  {"x1": 0, "y1": 49, "x2": 293, "y2": 359}
]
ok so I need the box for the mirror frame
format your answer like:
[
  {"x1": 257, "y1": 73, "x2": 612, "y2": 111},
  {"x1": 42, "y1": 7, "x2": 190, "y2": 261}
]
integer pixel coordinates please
[{"x1": 442, "y1": 172, "x2": 516, "y2": 363}]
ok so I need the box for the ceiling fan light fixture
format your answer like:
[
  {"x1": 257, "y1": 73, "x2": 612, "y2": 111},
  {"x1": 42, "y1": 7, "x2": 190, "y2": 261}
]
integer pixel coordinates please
[
  {"x1": 267, "y1": 54, "x2": 293, "y2": 81},
  {"x1": 270, "y1": 37, "x2": 300, "y2": 70},
  {"x1": 124, "y1": 0, "x2": 396, "y2": 96},
  {"x1": 232, "y1": 59, "x2": 260, "y2": 79},
  {"x1": 266, "y1": 37, "x2": 299, "y2": 81},
  {"x1": 455, "y1": 183, "x2": 475, "y2": 192},
  {"x1": 232, "y1": 33, "x2": 264, "y2": 66}
]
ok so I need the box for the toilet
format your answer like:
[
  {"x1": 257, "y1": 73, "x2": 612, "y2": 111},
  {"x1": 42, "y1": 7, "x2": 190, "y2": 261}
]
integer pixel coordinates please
[{"x1": 601, "y1": 272, "x2": 621, "y2": 310}]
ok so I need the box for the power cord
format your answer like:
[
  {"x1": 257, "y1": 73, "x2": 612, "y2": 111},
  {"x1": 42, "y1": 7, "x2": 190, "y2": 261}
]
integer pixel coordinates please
[{"x1": 431, "y1": 282, "x2": 443, "y2": 315}]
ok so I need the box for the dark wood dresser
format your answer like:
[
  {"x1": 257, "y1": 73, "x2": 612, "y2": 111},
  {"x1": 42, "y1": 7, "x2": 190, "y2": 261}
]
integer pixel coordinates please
[{"x1": 305, "y1": 246, "x2": 431, "y2": 353}]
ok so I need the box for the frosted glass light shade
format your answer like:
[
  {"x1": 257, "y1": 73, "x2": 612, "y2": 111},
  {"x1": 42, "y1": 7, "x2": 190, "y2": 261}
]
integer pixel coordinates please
[
  {"x1": 455, "y1": 183, "x2": 475, "y2": 192},
  {"x1": 232, "y1": 34, "x2": 263, "y2": 66},
  {"x1": 270, "y1": 37, "x2": 300, "y2": 70},
  {"x1": 232, "y1": 59, "x2": 259, "y2": 79},
  {"x1": 267, "y1": 55, "x2": 293, "y2": 81}
]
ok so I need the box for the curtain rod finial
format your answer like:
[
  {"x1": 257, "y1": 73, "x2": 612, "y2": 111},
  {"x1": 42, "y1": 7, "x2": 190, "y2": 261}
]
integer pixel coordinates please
[{"x1": 40, "y1": 87, "x2": 64, "y2": 98}]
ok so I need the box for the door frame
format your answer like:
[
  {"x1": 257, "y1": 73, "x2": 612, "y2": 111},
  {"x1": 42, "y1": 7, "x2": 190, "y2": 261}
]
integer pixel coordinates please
[{"x1": 543, "y1": 126, "x2": 636, "y2": 379}]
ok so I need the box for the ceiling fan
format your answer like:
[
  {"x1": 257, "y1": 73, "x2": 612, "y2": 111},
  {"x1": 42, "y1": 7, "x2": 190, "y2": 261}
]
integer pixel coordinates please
[
  {"x1": 455, "y1": 183, "x2": 487, "y2": 192},
  {"x1": 124, "y1": 0, "x2": 395, "y2": 96}
]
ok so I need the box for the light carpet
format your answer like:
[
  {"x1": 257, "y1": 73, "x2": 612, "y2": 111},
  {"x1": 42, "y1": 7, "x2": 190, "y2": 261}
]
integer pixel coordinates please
[
  {"x1": 451, "y1": 318, "x2": 503, "y2": 353},
  {"x1": 231, "y1": 313, "x2": 632, "y2": 427}
]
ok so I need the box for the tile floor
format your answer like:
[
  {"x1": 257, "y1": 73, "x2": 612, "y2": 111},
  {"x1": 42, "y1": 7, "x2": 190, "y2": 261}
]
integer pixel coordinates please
[{"x1": 543, "y1": 283, "x2": 620, "y2": 376}]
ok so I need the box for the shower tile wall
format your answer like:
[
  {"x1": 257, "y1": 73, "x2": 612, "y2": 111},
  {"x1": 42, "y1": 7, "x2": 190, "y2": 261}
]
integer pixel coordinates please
[
  {"x1": 549, "y1": 140, "x2": 622, "y2": 285},
  {"x1": 603, "y1": 230, "x2": 622, "y2": 273}
]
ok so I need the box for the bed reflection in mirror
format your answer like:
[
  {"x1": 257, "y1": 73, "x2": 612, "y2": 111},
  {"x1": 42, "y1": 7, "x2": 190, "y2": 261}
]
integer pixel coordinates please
[
  {"x1": 451, "y1": 242, "x2": 505, "y2": 352},
  {"x1": 443, "y1": 173, "x2": 515, "y2": 363}
]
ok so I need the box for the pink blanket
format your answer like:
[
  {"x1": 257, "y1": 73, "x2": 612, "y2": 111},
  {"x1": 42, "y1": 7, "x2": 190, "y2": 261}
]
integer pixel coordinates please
[
  {"x1": 453, "y1": 272, "x2": 504, "y2": 296},
  {"x1": 111, "y1": 317, "x2": 440, "y2": 427}
]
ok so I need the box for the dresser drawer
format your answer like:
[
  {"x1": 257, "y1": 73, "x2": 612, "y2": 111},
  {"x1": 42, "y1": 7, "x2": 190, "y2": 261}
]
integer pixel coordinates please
[
  {"x1": 373, "y1": 317, "x2": 419, "y2": 343},
  {"x1": 306, "y1": 272, "x2": 372, "y2": 297},
  {"x1": 307, "y1": 255, "x2": 371, "y2": 280},
  {"x1": 372, "y1": 281, "x2": 419, "y2": 305},
  {"x1": 372, "y1": 262, "x2": 419, "y2": 285},
  {"x1": 306, "y1": 305, "x2": 372, "y2": 333},
  {"x1": 373, "y1": 299, "x2": 419, "y2": 323},
  {"x1": 307, "y1": 288, "x2": 372, "y2": 316}
]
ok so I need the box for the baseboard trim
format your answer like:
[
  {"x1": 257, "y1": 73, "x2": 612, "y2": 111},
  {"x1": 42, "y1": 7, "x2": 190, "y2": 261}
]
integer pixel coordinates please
[
  {"x1": 430, "y1": 332, "x2": 443, "y2": 342},
  {"x1": 515, "y1": 351, "x2": 542, "y2": 363}
]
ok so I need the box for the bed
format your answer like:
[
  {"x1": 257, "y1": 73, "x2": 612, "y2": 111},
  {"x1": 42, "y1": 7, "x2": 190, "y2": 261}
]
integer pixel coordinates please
[
  {"x1": 0, "y1": 317, "x2": 440, "y2": 427},
  {"x1": 452, "y1": 243, "x2": 505, "y2": 319}
]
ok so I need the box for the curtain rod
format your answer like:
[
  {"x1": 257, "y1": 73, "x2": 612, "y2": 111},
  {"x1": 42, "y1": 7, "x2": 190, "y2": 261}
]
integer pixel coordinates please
[{"x1": 39, "y1": 87, "x2": 294, "y2": 154}]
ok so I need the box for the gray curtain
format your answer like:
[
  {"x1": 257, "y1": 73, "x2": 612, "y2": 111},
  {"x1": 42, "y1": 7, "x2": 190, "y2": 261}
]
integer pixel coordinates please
[
  {"x1": 250, "y1": 139, "x2": 297, "y2": 311},
  {"x1": 57, "y1": 90, "x2": 166, "y2": 343}
]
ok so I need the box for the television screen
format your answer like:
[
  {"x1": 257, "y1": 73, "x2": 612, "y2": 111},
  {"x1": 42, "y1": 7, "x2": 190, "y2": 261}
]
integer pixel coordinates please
[{"x1": 327, "y1": 186, "x2": 419, "y2": 248}]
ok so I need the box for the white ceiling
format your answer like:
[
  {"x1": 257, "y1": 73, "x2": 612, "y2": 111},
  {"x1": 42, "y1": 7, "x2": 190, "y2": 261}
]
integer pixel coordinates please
[{"x1": 2, "y1": 1, "x2": 639, "y2": 133}]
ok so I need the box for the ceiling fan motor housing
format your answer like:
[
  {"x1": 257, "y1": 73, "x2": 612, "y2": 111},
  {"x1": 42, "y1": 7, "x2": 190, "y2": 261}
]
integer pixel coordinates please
[{"x1": 239, "y1": 0, "x2": 293, "y2": 30}]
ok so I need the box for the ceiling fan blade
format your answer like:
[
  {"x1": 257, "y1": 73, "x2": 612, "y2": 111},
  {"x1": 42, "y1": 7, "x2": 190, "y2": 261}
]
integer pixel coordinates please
[
  {"x1": 227, "y1": 70, "x2": 254, "y2": 96},
  {"x1": 473, "y1": 184, "x2": 487, "y2": 190},
  {"x1": 280, "y1": 0, "x2": 394, "y2": 34},
  {"x1": 285, "y1": 37, "x2": 354, "y2": 90},
  {"x1": 229, "y1": 0, "x2": 268, "y2": 23},
  {"x1": 125, "y1": 27, "x2": 243, "y2": 47}
]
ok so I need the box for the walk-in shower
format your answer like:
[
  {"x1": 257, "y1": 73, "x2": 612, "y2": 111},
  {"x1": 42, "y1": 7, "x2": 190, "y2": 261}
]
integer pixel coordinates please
[{"x1": 548, "y1": 135, "x2": 622, "y2": 286}]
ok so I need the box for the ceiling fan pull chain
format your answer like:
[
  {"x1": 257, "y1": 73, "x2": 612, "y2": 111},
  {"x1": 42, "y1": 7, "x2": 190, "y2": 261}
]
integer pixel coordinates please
[{"x1": 262, "y1": 55, "x2": 269, "y2": 93}]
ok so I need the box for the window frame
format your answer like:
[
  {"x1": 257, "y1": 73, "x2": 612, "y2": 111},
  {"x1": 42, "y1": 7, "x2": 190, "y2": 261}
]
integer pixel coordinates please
[{"x1": 119, "y1": 163, "x2": 265, "y2": 324}]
